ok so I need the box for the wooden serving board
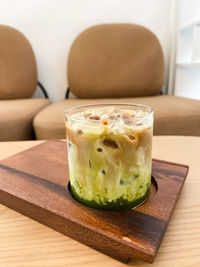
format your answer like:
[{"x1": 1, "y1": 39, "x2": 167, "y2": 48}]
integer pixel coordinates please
[{"x1": 0, "y1": 140, "x2": 189, "y2": 263}]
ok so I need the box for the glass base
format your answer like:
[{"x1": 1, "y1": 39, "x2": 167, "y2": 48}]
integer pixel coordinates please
[{"x1": 70, "y1": 183, "x2": 150, "y2": 211}]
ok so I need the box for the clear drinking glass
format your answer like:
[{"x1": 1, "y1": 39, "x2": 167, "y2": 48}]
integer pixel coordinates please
[{"x1": 65, "y1": 104, "x2": 153, "y2": 210}]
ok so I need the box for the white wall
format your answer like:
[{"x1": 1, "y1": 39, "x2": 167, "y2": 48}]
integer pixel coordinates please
[
  {"x1": 173, "y1": 0, "x2": 200, "y2": 100},
  {"x1": 0, "y1": 0, "x2": 173, "y2": 102}
]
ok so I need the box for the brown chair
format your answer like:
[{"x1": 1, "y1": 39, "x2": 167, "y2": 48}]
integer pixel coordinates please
[
  {"x1": 34, "y1": 24, "x2": 200, "y2": 139},
  {"x1": 0, "y1": 25, "x2": 51, "y2": 141}
]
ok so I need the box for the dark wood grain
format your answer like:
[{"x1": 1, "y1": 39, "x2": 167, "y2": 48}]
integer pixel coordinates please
[{"x1": 0, "y1": 140, "x2": 189, "y2": 263}]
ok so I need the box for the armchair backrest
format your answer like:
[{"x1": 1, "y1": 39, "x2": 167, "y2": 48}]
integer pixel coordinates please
[
  {"x1": 0, "y1": 25, "x2": 37, "y2": 99},
  {"x1": 67, "y1": 24, "x2": 165, "y2": 99}
]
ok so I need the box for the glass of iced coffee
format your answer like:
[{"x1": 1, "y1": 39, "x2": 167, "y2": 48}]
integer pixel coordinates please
[{"x1": 65, "y1": 104, "x2": 153, "y2": 210}]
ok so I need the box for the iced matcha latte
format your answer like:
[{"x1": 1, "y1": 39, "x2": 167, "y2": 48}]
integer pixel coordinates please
[{"x1": 65, "y1": 104, "x2": 153, "y2": 210}]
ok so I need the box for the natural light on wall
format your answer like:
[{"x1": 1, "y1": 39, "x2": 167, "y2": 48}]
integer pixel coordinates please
[{"x1": 174, "y1": 0, "x2": 200, "y2": 100}]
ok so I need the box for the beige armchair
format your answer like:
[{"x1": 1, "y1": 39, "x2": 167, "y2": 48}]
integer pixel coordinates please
[
  {"x1": 0, "y1": 25, "x2": 51, "y2": 141},
  {"x1": 34, "y1": 24, "x2": 200, "y2": 139}
]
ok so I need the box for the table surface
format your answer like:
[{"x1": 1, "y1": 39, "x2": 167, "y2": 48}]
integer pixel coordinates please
[{"x1": 0, "y1": 136, "x2": 199, "y2": 267}]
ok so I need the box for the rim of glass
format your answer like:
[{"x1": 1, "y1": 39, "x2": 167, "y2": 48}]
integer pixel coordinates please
[{"x1": 65, "y1": 103, "x2": 154, "y2": 122}]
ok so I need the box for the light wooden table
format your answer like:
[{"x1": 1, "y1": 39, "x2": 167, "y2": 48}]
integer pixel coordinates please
[{"x1": 0, "y1": 136, "x2": 200, "y2": 267}]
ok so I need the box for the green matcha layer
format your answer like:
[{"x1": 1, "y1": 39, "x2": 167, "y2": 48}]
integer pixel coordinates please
[{"x1": 70, "y1": 183, "x2": 151, "y2": 210}]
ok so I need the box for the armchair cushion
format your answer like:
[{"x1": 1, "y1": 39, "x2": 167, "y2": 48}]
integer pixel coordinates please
[
  {"x1": 68, "y1": 24, "x2": 165, "y2": 99},
  {"x1": 0, "y1": 25, "x2": 37, "y2": 99},
  {"x1": 0, "y1": 98, "x2": 51, "y2": 141}
]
